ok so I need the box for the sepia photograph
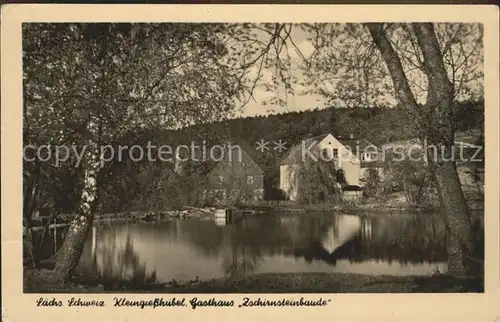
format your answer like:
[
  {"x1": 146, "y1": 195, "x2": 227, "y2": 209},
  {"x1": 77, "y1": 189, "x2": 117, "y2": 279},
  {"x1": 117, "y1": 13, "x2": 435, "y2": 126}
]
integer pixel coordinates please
[
  {"x1": 19, "y1": 19, "x2": 488, "y2": 295},
  {"x1": 1, "y1": 3, "x2": 498, "y2": 322}
]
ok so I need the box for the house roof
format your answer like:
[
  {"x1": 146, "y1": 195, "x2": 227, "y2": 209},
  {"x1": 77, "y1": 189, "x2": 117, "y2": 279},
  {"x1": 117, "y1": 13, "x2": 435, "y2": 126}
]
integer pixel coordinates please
[
  {"x1": 205, "y1": 143, "x2": 264, "y2": 176},
  {"x1": 309, "y1": 134, "x2": 330, "y2": 142},
  {"x1": 361, "y1": 161, "x2": 385, "y2": 168},
  {"x1": 455, "y1": 141, "x2": 482, "y2": 149},
  {"x1": 282, "y1": 133, "x2": 379, "y2": 165},
  {"x1": 281, "y1": 136, "x2": 323, "y2": 165},
  {"x1": 343, "y1": 185, "x2": 363, "y2": 191}
]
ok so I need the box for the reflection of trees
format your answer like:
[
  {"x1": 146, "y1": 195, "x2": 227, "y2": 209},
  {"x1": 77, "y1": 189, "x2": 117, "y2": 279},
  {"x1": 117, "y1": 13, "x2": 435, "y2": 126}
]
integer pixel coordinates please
[
  {"x1": 221, "y1": 221, "x2": 263, "y2": 277},
  {"x1": 177, "y1": 220, "x2": 226, "y2": 257},
  {"x1": 32, "y1": 227, "x2": 68, "y2": 260},
  {"x1": 181, "y1": 213, "x2": 349, "y2": 277},
  {"x1": 359, "y1": 214, "x2": 447, "y2": 263},
  {"x1": 179, "y1": 212, "x2": 449, "y2": 271},
  {"x1": 78, "y1": 212, "x2": 457, "y2": 280},
  {"x1": 92, "y1": 227, "x2": 157, "y2": 285}
]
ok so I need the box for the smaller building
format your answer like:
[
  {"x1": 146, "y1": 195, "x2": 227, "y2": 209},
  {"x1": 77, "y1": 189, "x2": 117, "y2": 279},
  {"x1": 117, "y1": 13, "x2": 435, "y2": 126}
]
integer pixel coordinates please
[{"x1": 341, "y1": 185, "x2": 364, "y2": 201}]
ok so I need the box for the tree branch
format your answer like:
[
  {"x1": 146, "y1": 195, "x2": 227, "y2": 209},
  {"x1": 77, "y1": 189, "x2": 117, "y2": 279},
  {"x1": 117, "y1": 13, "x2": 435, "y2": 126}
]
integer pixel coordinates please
[{"x1": 365, "y1": 23, "x2": 423, "y2": 135}]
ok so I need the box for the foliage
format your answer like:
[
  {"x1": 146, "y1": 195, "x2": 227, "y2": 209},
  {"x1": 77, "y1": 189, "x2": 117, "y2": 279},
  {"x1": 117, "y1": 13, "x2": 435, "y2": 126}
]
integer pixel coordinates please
[
  {"x1": 23, "y1": 22, "x2": 244, "y2": 211},
  {"x1": 23, "y1": 22, "x2": 484, "y2": 278},
  {"x1": 221, "y1": 23, "x2": 482, "y2": 111},
  {"x1": 383, "y1": 148, "x2": 429, "y2": 205},
  {"x1": 23, "y1": 22, "x2": 484, "y2": 215},
  {"x1": 23, "y1": 23, "x2": 247, "y2": 274},
  {"x1": 360, "y1": 168, "x2": 383, "y2": 199},
  {"x1": 294, "y1": 157, "x2": 341, "y2": 204}
]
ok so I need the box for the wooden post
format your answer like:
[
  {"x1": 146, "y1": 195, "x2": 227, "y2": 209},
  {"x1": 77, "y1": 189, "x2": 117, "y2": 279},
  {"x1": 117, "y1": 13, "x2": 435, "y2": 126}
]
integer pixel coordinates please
[
  {"x1": 226, "y1": 209, "x2": 233, "y2": 224},
  {"x1": 53, "y1": 216, "x2": 57, "y2": 254},
  {"x1": 91, "y1": 225, "x2": 97, "y2": 260}
]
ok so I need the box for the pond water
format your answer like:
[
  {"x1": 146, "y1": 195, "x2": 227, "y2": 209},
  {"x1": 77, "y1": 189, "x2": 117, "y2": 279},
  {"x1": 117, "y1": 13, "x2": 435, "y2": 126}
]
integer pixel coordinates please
[{"x1": 53, "y1": 211, "x2": 456, "y2": 283}]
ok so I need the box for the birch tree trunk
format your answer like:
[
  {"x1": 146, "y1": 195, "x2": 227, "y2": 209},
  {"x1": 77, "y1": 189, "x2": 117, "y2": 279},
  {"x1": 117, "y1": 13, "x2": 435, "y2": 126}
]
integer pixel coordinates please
[
  {"x1": 54, "y1": 116, "x2": 101, "y2": 281},
  {"x1": 366, "y1": 23, "x2": 479, "y2": 277}
]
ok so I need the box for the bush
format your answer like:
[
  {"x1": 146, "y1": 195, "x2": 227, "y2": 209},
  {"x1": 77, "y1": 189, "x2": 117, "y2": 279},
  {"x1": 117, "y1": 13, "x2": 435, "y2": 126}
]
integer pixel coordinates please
[{"x1": 360, "y1": 168, "x2": 383, "y2": 198}]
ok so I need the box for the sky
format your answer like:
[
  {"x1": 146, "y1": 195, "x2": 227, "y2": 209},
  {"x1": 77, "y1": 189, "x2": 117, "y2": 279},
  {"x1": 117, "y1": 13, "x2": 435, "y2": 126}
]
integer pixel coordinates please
[
  {"x1": 232, "y1": 26, "x2": 327, "y2": 118},
  {"x1": 229, "y1": 23, "x2": 484, "y2": 119}
]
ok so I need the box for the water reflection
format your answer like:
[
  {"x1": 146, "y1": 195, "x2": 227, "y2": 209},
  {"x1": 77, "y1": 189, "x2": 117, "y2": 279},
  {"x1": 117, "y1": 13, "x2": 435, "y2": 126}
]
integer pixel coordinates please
[
  {"x1": 321, "y1": 214, "x2": 361, "y2": 253},
  {"x1": 292, "y1": 214, "x2": 448, "y2": 267},
  {"x1": 73, "y1": 211, "x2": 460, "y2": 283},
  {"x1": 221, "y1": 223, "x2": 263, "y2": 277},
  {"x1": 78, "y1": 225, "x2": 157, "y2": 284}
]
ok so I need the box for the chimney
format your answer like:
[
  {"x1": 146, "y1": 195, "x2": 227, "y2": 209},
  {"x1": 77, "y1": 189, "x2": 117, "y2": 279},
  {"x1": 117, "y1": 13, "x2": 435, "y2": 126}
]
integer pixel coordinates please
[{"x1": 349, "y1": 133, "x2": 354, "y2": 139}]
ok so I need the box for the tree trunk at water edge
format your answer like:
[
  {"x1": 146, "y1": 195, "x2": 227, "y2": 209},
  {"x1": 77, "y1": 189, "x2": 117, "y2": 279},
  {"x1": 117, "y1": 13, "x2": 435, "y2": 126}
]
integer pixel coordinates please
[
  {"x1": 411, "y1": 22, "x2": 480, "y2": 277},
  {"x1": 429, "y1": 153, "x2": 481, "y2": 276},
  {"x1": 366, "y1": 22, "x2": 480, "y2": 277},
  {"x1": 54, "y1": 116, "x2": 101, "y2": 281},
  {"x1": 54, "y1": 166, "x2": 99, "y2": 281}
]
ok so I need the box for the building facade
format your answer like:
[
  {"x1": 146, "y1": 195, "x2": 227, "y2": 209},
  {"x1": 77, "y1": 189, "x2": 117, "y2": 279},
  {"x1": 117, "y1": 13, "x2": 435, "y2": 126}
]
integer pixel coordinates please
[
  {"x1": 280, "y1": 133, "x2": 382, "y2": 202},
  {"x1": 202, "y1": 146, "x2": 264, "y2": 205}
]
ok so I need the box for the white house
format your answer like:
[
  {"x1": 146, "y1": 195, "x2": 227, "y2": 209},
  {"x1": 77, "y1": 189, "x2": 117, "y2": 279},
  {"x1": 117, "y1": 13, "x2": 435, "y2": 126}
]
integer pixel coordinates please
[{"x1": 279, "y1": 133, "x2": 383, "y2": 201}]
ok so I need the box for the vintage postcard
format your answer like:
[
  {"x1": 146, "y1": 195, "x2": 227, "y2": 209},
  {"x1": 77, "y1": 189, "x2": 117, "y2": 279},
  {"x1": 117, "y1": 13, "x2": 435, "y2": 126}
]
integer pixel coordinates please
[{"x1": 1, "y1": 3, "x2": 499, "y2": 322}]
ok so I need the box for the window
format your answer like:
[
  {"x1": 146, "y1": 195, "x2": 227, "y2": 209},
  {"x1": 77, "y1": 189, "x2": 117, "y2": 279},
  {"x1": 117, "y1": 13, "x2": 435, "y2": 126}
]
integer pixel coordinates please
[
  {"x1": 333, "y1": 148, "x2": 338, "y2": 158},
  {"x1": 247, "y1": 176, "x2": 254, "y2": 184},
  {"x1": 217, "y1": 176, "x2": 223, "y2": 184}
]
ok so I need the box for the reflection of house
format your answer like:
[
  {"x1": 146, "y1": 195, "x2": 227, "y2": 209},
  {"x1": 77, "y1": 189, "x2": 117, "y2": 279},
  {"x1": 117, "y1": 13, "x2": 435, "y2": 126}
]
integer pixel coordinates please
[
  {"x1": 322, "y1": 214, "x2": 361, "y2": 253},
  {"x1": 202, "y1": 146, "x2": 264, "y2": 205},
  {"x1": 279, "y1": 133, "x2": 383, "y2": 201},
  {"x1": 294, "y1": 214, "x2": 448, "y2": 265}
]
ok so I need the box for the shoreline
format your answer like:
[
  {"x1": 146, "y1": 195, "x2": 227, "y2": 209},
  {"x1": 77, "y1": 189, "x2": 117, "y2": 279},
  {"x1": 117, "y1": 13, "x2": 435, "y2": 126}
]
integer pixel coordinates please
[
  {"x1": 239, "y1": 203, "x2": 440, "y2": 214},
  {"x1": 24, "y1": 270, "x2": 484, "y2": 293},
  {"x1": 28, "y1": 201, "x2": 484, "y2": 230}
]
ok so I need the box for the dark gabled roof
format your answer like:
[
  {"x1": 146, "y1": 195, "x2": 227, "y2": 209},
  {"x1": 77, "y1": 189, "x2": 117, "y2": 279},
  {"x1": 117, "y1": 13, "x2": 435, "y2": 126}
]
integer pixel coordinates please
[
  {"x1": 205, "y1": 143, "x2": 264, "y2": 176},
  {"x1": 234, "y1": 138, "x2": 262, "y2": 164},
  {"x1": 309, "y1": 134, "x2": 330, "y2": 142}
]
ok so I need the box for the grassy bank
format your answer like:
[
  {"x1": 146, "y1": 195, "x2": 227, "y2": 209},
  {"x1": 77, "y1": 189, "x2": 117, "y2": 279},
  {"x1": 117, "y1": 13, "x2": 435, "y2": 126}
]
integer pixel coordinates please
[
  {"x1": 240, "y1": 190, "x2": 483, "y2": 214},
  {"x1": 240, "y1": 202, "x2": 440, "y2": 214},
  {"x1": 24, "y1": 269, "x2": 483, "y2": 293}
]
